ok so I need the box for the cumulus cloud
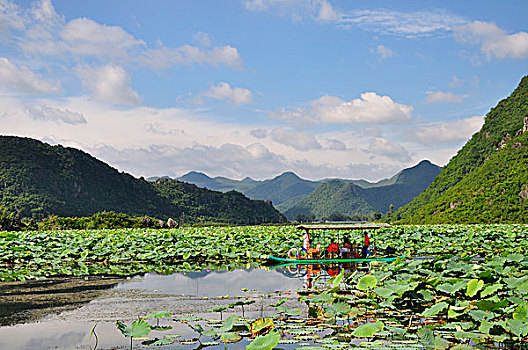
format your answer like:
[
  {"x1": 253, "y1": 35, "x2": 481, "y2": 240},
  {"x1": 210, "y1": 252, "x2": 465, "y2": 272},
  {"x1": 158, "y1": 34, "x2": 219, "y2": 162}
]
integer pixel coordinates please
[
  {"x1": 203, "y1": 82, "x2": 253, "y2": 105},
  {"x1": 341, "y1": 8, "x2": 467, "y2": 37},
  {"x1": 366, "y1": 137, "x2": 411, "y2": 162},
  {"x1": 8, "y1": 0, "x2": 243, "y2": 70},
  {"x1": 141, "y1": 44, "x2": 243, "y2": 69},
  {"x1": 270, "y1": 128, "x2": 322, "y2": 151},
  {"x1": 311, "y1": 93, "x2": 413, "y2": 124},
  {"x1": 0, "y1": 57, "x2": 58, "y2": 94},
  {"x1": 425, "y1": 91, "x2": 464, "y2": 103},
  {"x1": 250, "y1": 128, "x2": 269, "y2": 139},
  {"x1": 270, "y1": 92, "x2": 413, "y2": 126},
  {"x1": 76, "y1": 64, "x2": 141, "y2": 105},
  {"x1": 409, "y1": 116, "x2": 484, "y2": 146},
  {"x1": 60, "y1": 18, "x2": 145, "y2": 57},
  {"x1": 454, "y1": 21, "x2": 528, "y2": 59},
  {"x1": 26, "y1": 105, "x2": 86, "y2": 125}
]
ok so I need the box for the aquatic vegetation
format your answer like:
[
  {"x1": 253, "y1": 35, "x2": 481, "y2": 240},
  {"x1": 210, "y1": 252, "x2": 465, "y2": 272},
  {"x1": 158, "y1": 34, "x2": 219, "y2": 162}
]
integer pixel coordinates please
[{"x1": 0, "y1": 224, "x2": 527, "y2": 281}]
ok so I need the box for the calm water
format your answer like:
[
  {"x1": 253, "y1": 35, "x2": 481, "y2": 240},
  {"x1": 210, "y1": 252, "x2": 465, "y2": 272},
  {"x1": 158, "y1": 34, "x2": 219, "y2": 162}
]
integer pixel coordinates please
[{"x1": 0, "y1": 267, "x2": 304, "y2": 350}]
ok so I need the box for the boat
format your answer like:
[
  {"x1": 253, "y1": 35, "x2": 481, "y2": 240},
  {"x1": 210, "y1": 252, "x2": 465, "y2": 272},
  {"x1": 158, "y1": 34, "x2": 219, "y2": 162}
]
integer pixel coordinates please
[
  {"x1": 265, "y1": 255, "x2": 403, "y2": 264},
  {"x1": 265, "y1": 223, "x2": 400, "y2": 264}
]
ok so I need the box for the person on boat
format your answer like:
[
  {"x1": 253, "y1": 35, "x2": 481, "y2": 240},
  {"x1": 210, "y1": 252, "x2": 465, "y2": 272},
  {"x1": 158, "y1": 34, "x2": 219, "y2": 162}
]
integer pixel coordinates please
[
  {"x1": 303, "y1": 231, "x2": 311, "y2": 251},
  {"x1": 361, "y1": 231, "x2": 370, "y2": 258},
  {"x1": 340, "y1": 237, "x2": 352, "y2": 259}
]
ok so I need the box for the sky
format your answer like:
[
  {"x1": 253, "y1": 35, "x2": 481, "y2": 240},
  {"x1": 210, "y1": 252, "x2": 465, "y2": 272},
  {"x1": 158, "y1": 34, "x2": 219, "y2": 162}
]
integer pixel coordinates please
[{"x1": 0, "y1": 0, "x2": 527, "y2": 181}]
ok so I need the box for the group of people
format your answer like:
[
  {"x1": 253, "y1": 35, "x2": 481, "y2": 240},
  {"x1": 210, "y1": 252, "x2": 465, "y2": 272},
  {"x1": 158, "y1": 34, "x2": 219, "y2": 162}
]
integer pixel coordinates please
[
  {"x1": 339, "y1": 231, "x2": 370, "y2": 259},
  {"x1": 302, "y1": 230, "x2": 372, "y2": 259}
]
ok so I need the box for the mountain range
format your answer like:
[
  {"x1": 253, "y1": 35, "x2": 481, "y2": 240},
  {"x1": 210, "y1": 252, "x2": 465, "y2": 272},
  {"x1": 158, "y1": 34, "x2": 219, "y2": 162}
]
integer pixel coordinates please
[
  {"x1": 160, "y1": 160, "x2": 442, "y2": 221},
  {"x1": 392, "y1": 75, "x2": 528, "y2": 223}
]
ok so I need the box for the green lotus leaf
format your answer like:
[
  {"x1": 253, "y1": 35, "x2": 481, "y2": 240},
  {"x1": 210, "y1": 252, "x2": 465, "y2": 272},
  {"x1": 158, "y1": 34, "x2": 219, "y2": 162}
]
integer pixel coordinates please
[
  {"x1": 116, "y1": 319, "x2": 151, "y2": 338},
  {"x1": 513, "y1": 304, "x2": 528, "y2": 321},
  {"x1": 481, "y1": 283, "x2": 502, "y2": 298},
  {"x1": 246, "y1": 330, "x2": 281, "y2": 350},
  {"x1": 352, "y1": 321, "x2": 384, "y2": 338},
  {"x1": 357, "y1": 275, "x2": 377, "y2": 291},
  {"x1": 466, "y1": 279, "x2": 484, "y2": 297},
  {"x1": 142, "y1": 337, "x2": 174, "y2": 346},
  {"x1": 422, "y1": 302, "x2": 448, "y2": 317},
  {"x1": 217, "y1": 315, "x2": 238, "y2": 333},
  {"x1": 222, "y1": 332, "x2": 242, "y2": 343},
  {"x1": 145, "y1": 311, "x2": 173, "y2": 319}
]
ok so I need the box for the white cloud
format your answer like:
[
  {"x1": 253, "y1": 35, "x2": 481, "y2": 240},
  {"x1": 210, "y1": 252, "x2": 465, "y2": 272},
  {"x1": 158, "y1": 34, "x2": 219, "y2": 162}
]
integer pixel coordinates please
[
  {"x1": 317, "y1": 0, "x2": 339, "y2": 22},
  {"x1": 0, "y1": 57, "x2": 58, "y2": 94},
  {"x1": 76, "y1": 64, "x2": 141, "y2": 106},
  {"x1": 27, "y1": 105, "x2": 86, "y2": 125},
  {"x1": 8, "y1": 0, "x2": 243, "y2": 71},
  {"x1": 454, "y1": 21, "x2": 528, "y2": 59},
  {"x1": 425, "y1": 91, "x2": 464, "y2": 103},
  {"x1": 366, "y1": 137, "x2": 411, "y2": 162},
  {"x1": 92, "y1": 141, "x2": 289, "y2": 180},
  {"x1": 373, "y1": 44, "x2": 393, "y2": 60},
  {"x1": 0, "y1": 0, "x2": 25, "y2": 38},
  {"x1": 60, "y1": 18, "x2": 145, "y2": 57},
  {"x1": 270, "y1": 128, "x2": 322, "y2": 151},
  {"x1": 409, "y1": 116, "x2": 484, "y2": 146},
  {"x1": 141, "y1": 44, "x2": 243, "y2": 69},
  {"x1": 250, "y1": 128, "x2": 269, "y2": 139},
  {"x1": 270, "y1": 92, "x2": 412, "y2": 126},
  {"x1": 203, "y1": 82, "x2": 253, "y2": 105},
  {"x1": 311, "y1": 93, "x2": 413, "y2": 124},
  {"x1": 341, "y1": 8, "x2": 467, "y2": 37}
]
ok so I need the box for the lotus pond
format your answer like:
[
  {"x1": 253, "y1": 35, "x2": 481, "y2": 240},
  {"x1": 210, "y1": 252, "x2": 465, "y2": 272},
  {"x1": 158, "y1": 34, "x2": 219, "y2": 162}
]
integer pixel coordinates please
[{"x1": 1, "y1": 224, "x2": 527, "y2": 349}]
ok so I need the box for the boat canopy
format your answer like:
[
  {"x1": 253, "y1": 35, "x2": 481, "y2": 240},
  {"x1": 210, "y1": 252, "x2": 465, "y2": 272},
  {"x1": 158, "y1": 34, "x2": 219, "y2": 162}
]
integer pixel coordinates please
[{"x1": 296, "y1": 223, "x2": 391, "y2": 233}]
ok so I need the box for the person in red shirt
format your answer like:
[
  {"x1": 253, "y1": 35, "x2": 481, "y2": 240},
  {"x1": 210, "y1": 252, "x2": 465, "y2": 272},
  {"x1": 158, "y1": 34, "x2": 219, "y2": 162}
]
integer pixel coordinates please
[{"x1": 361, "y1": 231, "x2": 370, "y2": 258}]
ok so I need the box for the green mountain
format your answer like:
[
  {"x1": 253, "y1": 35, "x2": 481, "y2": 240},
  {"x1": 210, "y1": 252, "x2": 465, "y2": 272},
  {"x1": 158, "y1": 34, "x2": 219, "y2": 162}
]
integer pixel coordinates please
[
  {"x1": 0, "y1": 136, "x2": 284, "y2": 224},
  {"x1": 393, "y1": 76, "x2": 528, "y2": 223},
  {"x1": 284, "y1": 160, "x2": 442, "y2": 221},
  {"x1": 177, "y1": 171, "x2": 320, "y2": 211}
]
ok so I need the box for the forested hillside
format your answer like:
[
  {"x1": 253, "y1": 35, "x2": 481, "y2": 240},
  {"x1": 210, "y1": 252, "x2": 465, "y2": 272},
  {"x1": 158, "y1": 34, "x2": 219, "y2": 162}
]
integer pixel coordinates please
[
  {"x1": 284, "y1": 160, "x2": 441, "y2": 221},
  {"x1": 393, "y1": 75, "x2": 528, "y2": 223},
  {"x1": 0, "y1": 136, "x2": 284, "y2": 224}
]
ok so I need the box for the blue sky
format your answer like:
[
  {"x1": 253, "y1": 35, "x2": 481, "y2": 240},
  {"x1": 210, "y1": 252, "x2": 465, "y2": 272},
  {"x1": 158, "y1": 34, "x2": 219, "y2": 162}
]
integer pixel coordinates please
[{"x1": 0, "y1": 0, "x2": 527, "y2": 181}]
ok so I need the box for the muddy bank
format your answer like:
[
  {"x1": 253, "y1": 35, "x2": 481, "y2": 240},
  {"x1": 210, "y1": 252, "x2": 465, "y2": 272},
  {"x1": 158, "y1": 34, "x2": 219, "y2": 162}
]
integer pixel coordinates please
[{"x1": 0, "y1": 276, "x2": 124, "y2": 326}]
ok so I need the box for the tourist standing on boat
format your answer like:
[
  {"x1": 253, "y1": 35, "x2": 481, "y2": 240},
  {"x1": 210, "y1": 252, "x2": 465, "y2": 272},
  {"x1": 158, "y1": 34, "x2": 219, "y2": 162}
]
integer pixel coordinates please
[
  {"x1": 361, "y1": 231, "x2": 370, "y2": 258},
  {"x1": 340, "y1": 237, "x2": 352, "y2": 259}
]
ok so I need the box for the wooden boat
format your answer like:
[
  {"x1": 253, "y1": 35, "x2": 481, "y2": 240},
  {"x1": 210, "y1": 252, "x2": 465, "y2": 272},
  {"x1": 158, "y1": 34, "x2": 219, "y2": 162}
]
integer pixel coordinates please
[
  {"x1": 266, "y1": 223, "x2": 397, "y2": 264},
  {"x1": 266, "y1": 254, "x2": 403, "y2": 264}
]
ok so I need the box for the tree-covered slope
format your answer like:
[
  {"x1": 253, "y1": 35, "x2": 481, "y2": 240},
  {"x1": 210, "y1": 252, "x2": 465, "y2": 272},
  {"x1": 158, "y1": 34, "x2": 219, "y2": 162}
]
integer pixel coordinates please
[
  {"x1": 284, "y1": 180, "x2": 375, "y2": 220},
  {"x1": 153, "y1": 179, "x2": 284, "y2": 224},
  {"x1": 283, "y1": 160, "x2": 441, "y2": 221},
  {"x1": 394, "y1": 75, "x2": 528, "y2": 223},
  {"x1": 0, "y1": 136, "x2": 175, "y2": 219},
  {"x1": 0, "y1": 136, "x2": 284, "y2": 223}
]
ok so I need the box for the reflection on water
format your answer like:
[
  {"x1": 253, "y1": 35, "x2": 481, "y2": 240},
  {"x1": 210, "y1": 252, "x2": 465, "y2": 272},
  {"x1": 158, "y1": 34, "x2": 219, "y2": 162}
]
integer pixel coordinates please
[
  {"x1": 116, "y1": 268, "x2": 301, "y2": 297},
  {"x1": 0, "y1": 267, "x2": 304, "y2": 350}
]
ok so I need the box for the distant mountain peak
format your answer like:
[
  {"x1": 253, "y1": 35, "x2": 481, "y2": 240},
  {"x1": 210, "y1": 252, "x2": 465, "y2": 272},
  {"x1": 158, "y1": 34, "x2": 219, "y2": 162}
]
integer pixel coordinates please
[{"x1": 275, "y1": 171, "x2": 301, "y2": 180}]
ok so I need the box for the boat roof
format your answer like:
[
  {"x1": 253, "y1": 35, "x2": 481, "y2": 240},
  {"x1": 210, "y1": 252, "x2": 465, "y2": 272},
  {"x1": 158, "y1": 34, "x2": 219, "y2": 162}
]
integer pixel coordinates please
[{"x1": 296, "y1": 223, "x2": 391, "y2": 231}]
